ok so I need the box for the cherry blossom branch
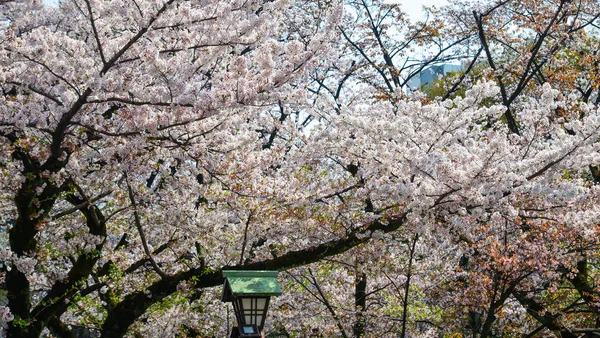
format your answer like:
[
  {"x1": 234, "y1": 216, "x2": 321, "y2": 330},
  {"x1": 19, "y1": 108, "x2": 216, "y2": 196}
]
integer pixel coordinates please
[
  {"x1": 100, "y1": 0, "x2": 176, "y2": 75},
  {"x1": 15, "y1": 52, "x2": 81, "y2": 94},
  {"x1": 479, "y1": 276, "x2": 526, "y2": 337},
  {"x1": 85, "y1": 0, "x2": 107, "y2": 66},
  {"x1": 125, "y1": 173, "x2": 168, "y2": 279},
  {"x1": 340, "y1": 27, "x2": 394, "y2": 93},
  {"x1": 441, "y1": 47, "x2": 483, "y2": 101},
  {"x1": 311, "y1": 268, "x2": 350, "y2": 338},
  {"x1": 51, "y1": 190, "x2": 113, "y2": 220},
  {"x1": 287, "y1": 269, "x2": 349, "y2": 338},
  {"x1": 128, "y1": 0, "x2": 143, "y2": 17},
  {"x1": 7, "y1": 81, "x2": 63, "y2": 106},
  {"x1": 71, "y1": 112, "x2": 214, "y2": 138},
  {"x1": 79, "y1": 282, "x2": 107, "y2": 298},
  {"x1": 360, "y1": 0, "x2": 399, "y2": 88},
  {"x1": 70, "y1": 122, "x2": 140, "y2": 137},
  {"x1": 513, "y1": 291, "x2": 579, "y2": 338},
  {"x1": 508, "y1": 1, "x2": 567, "y2": 104},
  {"x1": 125, "y1": 239, "x2": 174, "y2": 274},
  {"x1": 473, "y1": 10, "x2": 518, "y2": 135},
  {"x1": 50, "y1": 88, "x2": 92, "y2": 158},
  {"x1": 526, "y1": 143, "x2": 584, "y2": 181},
  {"x1": 315, "y1": 184, "x2": 361, "y2": 203},
  {"x1": 400, "y1": 234, "x2": 418, "y2": 338},
  {"x1": 432, "y1": 187, "x2": 461, "y2": 206},
  {"x1": 238, "y1": 213, "x2": 254, "y2": 265},
  {"x1": 88, "y1": 97, "x2": 193, "y2": 107},
  {"x1": 152, "y1": 16, "x2": 217, "y2": 30},
  {"x1": 47, "y1": 0, "x2": 179, "y2": 162},
  {"x1": 571, "y1": 328, "x2": 600, "y2": 335},
  {"x1": 400, "y1": 37, "x2": 469, "y2": 89}
]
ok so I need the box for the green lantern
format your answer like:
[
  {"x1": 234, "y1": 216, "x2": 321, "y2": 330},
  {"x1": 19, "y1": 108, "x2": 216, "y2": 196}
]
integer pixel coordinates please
[{"x1": 222, "y1": 270, "x2": 282, "y2": 338}]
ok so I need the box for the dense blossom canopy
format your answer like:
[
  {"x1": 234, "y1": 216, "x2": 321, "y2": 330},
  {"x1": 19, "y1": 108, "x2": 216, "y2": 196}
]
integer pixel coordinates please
[{"x1": 1, "y1": 0, "x2": 600, "y2": 337}]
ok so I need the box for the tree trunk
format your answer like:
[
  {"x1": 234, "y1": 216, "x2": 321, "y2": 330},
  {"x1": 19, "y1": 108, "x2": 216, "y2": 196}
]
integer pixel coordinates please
[{"x1": 353, "y1": 273, "x2": 367, "y2": 338}]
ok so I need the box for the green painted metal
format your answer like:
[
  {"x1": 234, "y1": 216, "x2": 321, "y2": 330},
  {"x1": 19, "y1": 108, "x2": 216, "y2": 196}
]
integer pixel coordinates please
[{"x1": 222, "y1": 270, "x2": 282, "y2": 301}]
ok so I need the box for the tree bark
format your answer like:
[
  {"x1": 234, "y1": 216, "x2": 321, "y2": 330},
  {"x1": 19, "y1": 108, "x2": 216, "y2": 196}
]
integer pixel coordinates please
[{"x1": 353, "y1": 273, "x2": 367, "y2": 338}]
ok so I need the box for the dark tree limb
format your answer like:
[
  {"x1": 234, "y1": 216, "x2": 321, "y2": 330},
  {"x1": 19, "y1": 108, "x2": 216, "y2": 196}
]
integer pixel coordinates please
[
  {"x1": 513, "y1": 291, "x2": 579, "y2": 338},
  {"x1": 125, "y1": 173, "x2": 168, "y2": 279}
]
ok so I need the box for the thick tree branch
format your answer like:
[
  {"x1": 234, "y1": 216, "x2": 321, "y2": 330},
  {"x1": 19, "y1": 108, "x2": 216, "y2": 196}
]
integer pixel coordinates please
[
  {"x1": 51, "y1": 190, "x2": 113, "y2": 220},
  {"x1": 29, "y1": 181, "x2": 107, "y2": 332},
  {"x1": 513, "y1": 291, "x2": 578, "y2": 338}
]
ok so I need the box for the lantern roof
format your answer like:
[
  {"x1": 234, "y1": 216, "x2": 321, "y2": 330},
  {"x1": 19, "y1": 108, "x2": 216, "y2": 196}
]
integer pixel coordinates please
[{"x1": 221, "y1": 270, "x2": 282, "y2": 302}]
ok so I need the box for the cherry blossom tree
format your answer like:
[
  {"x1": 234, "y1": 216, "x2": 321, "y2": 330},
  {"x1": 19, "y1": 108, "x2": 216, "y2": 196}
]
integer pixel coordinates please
[
  {"x1": 268, "y1": 0, "x2": 600, "y2": 336},
  {"x1": 0, "y1": 0, "x2": 347, "y2": 336},
  {"x1": 1, "y1": 0, "x2": 600, "y2": 337}
]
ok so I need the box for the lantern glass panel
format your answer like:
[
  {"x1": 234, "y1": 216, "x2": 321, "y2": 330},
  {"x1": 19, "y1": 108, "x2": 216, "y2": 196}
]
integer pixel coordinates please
[
  {"x1": 239, "y1": 297, "x2": 269, "y2": 328},
  {"x1": 242, "y1": 298, "x2": 251, "y2": 310},
  {"x1": 242, "y1": 326, "x2": 257, "y2": 334}
]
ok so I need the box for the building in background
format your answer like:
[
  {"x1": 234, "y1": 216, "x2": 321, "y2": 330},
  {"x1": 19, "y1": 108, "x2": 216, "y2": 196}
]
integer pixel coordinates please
[{"x1": 407, "y1": 64, "x2": 463, "y2": 91}]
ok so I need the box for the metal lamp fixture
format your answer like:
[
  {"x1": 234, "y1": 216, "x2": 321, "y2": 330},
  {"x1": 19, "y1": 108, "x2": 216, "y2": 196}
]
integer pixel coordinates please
[{"x1": 222, "y1": 270, "x2": 282, "y2": 338}]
